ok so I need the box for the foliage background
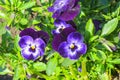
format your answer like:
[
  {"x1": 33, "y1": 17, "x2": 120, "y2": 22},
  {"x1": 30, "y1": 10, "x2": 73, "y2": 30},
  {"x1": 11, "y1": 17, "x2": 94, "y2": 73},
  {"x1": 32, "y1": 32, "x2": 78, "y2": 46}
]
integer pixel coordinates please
[{"x1": 0, "y1": 0, "x2": 120, "y2": 80}]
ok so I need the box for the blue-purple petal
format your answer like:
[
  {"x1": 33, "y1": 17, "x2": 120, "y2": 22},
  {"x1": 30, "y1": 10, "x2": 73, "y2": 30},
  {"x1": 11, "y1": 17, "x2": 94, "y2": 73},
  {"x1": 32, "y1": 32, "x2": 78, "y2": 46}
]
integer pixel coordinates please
[
  {"x1": 34, "y1": 38, "x2": 46, "y2": 56},
  {"x1": 67, "y1": 32, "x2": 84, "y2": 44},
  {"x1": 19, "y1": 36, "x2": 33, "y2": 48},
  {"x1": 53, "y1": 0, "x2": 74, "y2": 12},
  {"x1": 58, "y1": 42, "x2": 69, "y2": 58},
  {"x1": 21, "y1": 47, "x2": 34, "y2": 60},
  {"x1": 77, "y1": 43, "x2": 87, "y2": 54},
  {"x1": 21, "y1": 47, "x2": 40, "y2": 60},
  {"x1": 59, "y1": 4, "x2": 80, "y2": 21},
  {"x1": 68, "y1": 51, "x2": 81, "y2": 60},
  {"x1": 52, "y1": 10, "x2": 61, "y2": 18}
]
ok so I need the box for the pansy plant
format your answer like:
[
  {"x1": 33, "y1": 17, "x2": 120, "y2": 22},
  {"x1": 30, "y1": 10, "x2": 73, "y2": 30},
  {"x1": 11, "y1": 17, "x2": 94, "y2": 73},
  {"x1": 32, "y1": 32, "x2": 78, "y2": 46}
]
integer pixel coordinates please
[
  {"x1": 48, "y1": 0, "x2": 80, "y2": 21},
  {"x1": 19, "y1": 28, "x2": 49, "y2": 60}
]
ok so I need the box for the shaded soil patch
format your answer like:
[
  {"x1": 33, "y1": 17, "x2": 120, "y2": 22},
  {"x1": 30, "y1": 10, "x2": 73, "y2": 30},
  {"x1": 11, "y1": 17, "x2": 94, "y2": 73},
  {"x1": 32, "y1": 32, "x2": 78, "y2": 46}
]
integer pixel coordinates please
[{"x1": 0, "y1": 75, "x2": 12, "y2": 80}]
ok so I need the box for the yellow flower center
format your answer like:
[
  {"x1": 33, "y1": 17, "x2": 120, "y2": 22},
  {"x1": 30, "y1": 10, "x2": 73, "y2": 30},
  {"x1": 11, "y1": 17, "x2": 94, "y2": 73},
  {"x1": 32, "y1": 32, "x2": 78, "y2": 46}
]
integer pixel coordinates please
[
  {"x1": 31, "y1": 45, "x2": 35, "y2": 50},
  {"x1": 70, "y1": 44, "x2": 75, "y2": 49}
]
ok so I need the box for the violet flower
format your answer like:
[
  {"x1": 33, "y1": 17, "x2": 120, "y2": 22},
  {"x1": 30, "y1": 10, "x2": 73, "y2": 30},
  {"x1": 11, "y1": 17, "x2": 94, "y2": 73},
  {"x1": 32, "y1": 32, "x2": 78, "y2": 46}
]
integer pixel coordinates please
[
  {"x1": 48, "y1": 0, "x2": 80, "y2": 21},
  {"x1": 58, "y1": 32, "x2": 87, "y2": 60},
  {"x1": 19, "y1": 28, "x2": 49, "y2": 60},
  {"x1": 52, "y1": 27, "x2": 76, "y2": 51},
  {"x1": 52, "y1": 28, "x2": 87, "y2": 60}
]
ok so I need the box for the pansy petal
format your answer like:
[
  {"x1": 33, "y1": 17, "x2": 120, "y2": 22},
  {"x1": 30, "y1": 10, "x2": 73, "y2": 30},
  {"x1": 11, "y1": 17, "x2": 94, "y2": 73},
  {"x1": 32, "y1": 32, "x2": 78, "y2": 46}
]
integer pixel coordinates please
[
  {"x1": 21, "y1": 47, "x2": 34, "y2": 60},
  {"x1": 58, "y1": 42, "x2": 69, "y2": 58},
  {"x1": 67, "y1": 32, "x2": 84, "y2": 44},
  {"x1": 68, "y1": 0, "x2": 76, "y2": 8},
  {"x1": 68, "y1": 51, "x2": 81, "y2": 60},
  {"x1": 37, "y1": 31, "x2": 50, "y2": 44},
  {"x1": 34, "y1": 38, "x2": 46, "y2": 56},
  {"x1": 61, "y1": 27, "x2": 76, "y2": 39},
  {"x1": 77, "y1": 43, "x2": 87, "y2": 54},
  {"x1": 74, "y1": 0, "x2": 79, "y2": 6},
  {"x1": 52, "y1": 34, "x2": 66, "y2": 51},
  {"x1": 68, "y1": 43, "x2": 87, "y2": 60},
  {"x1": 19, "y1": 36, "x2": 33, "y2": 48},
  {"x1": 59, "y1": 4, "x2": 80, "y2": 21},
  {"x1": 20, "y1": 28, "x2": 38, "y2": 39},
  {"x1": 53, "y1": 0, "x2": 74, "y2": 12},
  {"x1": 66, "y1": 20, "x2": 77, "y2": 29},
  {"x1": 48, "y1": 6, "x2": 54, "y2": 12},
  {"x1": 54, "y1": 19, "x2": 72, "y2": 28},
  {"x1": 52, "y1": 10, "x2": 61, "y2": 18},
  {"x1": 32, "y1": 48, "x2": 41, "y2": 59},
  {"x1": 54, "y1": 19, "x2": 64, "y2": 27},
  {"x1": 52, "y1": 29, "x2": 58, "y2": 35}
]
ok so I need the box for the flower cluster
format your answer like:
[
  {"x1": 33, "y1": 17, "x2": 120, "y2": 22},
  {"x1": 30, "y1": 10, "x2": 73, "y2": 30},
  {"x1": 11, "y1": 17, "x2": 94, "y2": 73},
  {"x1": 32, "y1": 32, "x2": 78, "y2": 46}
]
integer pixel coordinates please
[
  {"x1": 18, "y1": 0, "x2": 87, "y2": 60},
  {"x1": 48, "y1": 0, "x2": 87, "y2": 60},
  {"x1": 19, "y1": 28, "x2": 49, "y2": 60}
]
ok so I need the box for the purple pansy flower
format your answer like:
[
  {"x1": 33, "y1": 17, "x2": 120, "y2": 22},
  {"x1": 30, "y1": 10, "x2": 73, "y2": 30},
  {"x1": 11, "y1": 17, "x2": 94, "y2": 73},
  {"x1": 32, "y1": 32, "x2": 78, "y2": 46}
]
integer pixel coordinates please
[
  {"x1": 48, "y1": 0, "x2": 80, "y2": 21},
  {"x1": 52, "y1": 28, "x2": 87, "y2": 60},
  {"x1": 19, "y1": 28, "x2": 49, "y2": 60},
  {"x1": 58, "y1": 32, "x2": 87, "y2": 60},
  {"x1": 52, "y1": 19, "x2": 72, "y2": 35},
  {"x1": 52, "y1": 27, "x2": 76, "y2": 51}
]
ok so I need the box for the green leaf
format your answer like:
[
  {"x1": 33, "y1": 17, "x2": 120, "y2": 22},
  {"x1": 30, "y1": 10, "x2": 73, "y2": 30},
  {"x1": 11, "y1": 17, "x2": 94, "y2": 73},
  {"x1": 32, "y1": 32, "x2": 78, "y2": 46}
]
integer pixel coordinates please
[
  {"x1": 33, "y1": 62, "x2": 46, "y2": 72},
  {"x1": 85, "y1": 19, "x2": 95, "y2": 41},
  {"x1": 0, "y1": 23, "x2": 6, "y2": 36},
  {"x1": 14, "y1": 35, "x2": 21, "y2": 51},
  {"x1": 46, "y1": 57, "x2": 57, "y2": 76},
  {"x1": 81, "y1": 59, "x2": 88, "y2": 80},
  {"x1": 97, "y1": 50, "x2": 106, "y2": 60},
  {"x1": 0, "y1": 11, "x2": 7, "y2": 19},
  {"x1": 13, "y1": 65, "x2": 25, "y2": 80},
  {"x1": 101, "y1": 18, "x2": 118, "y2": 36},
  {"x1": 20, "y1": 1, "x2": 35, "y2": 10},
  {"x1": 20, "y1": 18, "x2": 28, "y2": 25},
  {"x1": 32, "y1": 7, "x2": 42, "y2": 13},
  {"x1": 85, "y1": 19, "x2": 95, "y2": 36},
  {"x1": 99, "y1": 73, "x2": 109, "y2": 80},
  {"x1": 89, "y1": 35, "x2": 99, "y2": 43},
  {"x1": 62, "y1": 58, "x2": 77, "y2": 67},
  {"x1": 109, "y1": 59, "x2": 120, "y2": 64}
]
